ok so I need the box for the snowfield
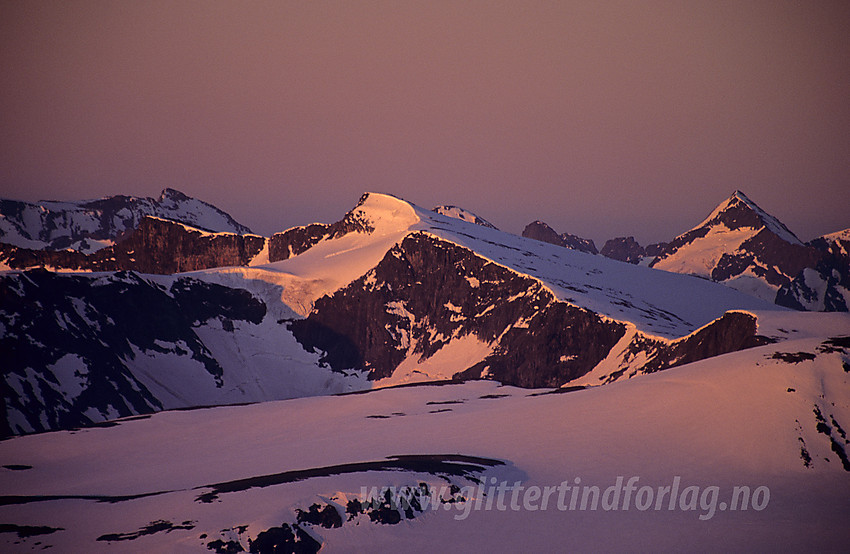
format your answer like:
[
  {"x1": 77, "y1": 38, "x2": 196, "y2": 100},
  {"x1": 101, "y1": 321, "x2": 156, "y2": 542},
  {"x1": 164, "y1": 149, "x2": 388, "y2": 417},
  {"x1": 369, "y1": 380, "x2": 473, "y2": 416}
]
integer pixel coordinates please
[{"x1": 1, "y1": 327, "x2": 849, "y2": 552}]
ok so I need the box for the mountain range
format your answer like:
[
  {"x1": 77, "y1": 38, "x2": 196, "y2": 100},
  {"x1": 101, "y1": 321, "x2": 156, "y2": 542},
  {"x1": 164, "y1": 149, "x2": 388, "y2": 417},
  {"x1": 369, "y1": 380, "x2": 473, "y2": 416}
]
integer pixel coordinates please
[
  {"x1": 3, "y1": 189, "x2": 847, "y2": 311},
  {"x1": 3, "y1": 190, "x2": 786, "y2": 435},
  {"x1": 1, "y1": 188, "x2": 848, "y2": 551}
]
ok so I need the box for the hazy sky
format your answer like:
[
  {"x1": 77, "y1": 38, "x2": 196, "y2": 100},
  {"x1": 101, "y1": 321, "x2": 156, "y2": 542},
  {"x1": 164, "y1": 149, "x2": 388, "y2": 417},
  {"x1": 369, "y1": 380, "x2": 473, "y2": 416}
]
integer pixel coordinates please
[{"x1": 2, "y1": 1, "x2": 848, "y2": 244}]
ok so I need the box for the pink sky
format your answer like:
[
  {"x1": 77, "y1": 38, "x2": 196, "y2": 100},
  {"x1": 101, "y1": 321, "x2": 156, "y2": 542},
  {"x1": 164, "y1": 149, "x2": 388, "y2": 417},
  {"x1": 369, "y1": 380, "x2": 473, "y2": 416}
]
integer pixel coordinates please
[{"x1": 1, "y1": 1, "x2": 848, "y2": 245}]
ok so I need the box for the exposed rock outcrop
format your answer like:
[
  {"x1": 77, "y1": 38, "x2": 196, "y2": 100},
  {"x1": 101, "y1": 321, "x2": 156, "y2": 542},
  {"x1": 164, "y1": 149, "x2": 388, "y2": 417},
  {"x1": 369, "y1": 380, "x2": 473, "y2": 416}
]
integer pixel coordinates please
[
  {"x1": 522, "y1": 221, "x2": 598, "y2": 254},
  {"x1": 600, "y1": 236, "x2": 645, "y2": 264},
  {"x1": 268, "y1": 194, "x2": 376, "y2": 262},
  {"x1": 1, "y1": 216, "x2": 266, "y2": 274}
]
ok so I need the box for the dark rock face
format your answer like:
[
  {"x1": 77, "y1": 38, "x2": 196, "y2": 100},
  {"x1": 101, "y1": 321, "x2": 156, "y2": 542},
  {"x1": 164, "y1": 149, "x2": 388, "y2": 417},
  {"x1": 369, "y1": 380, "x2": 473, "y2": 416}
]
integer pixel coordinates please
[
  {"x1": 777, "y1": 232, "x2": 850, "y2": 311},
  {"x1": 561, "y1": 232, "x2": 598, "y2": 255},
  {"x1": 457, "y1": 302, "x2": 625, "y2": 387},
  {"x1": 600, "y1": 237, "x2": 645, "y2": 264},
  {"x1": 290, "y1": 233, "x2": 765, "y2": 388},
  {"x1": 0, "y1": 217, "x2": 266, "y2": 274},
  {"x1": 268, "y1": 220, "x2": 365, "y2": 263},
  {"x1": 268, "y1": 194, "x2": 375, "y2": 262},
  {"x1": 111, "y1": 218, "x2": 266, "y2": 273},
  {"x1": 809, "y1": 233, "x2": 850, "y2": 258},
  {"x1": 522, "y1": 221, "x2": 564, "y2": 246},
  {"x1": 668, "y1": 311, "x2": 771, "y2": 367},
  {"x1": 643, "y1": 242, "x2": 668, "y2": 258},
  {"x1": 248, "y1": 523, "x2": 320, "y2": 554},
  {"x1": 608, "y1": 312, "x2": 770, "y2": 382},
  {"x1": 296, "y1": 504, "x2": 343, "y2": 529},
  {"x1": 291, "y1": 233, "x2": 573, "y2": 383},
  {"x1": 711, "y1": 200, "x2": 768, "y2": 231},
  {"x1": 0, "y1": 270, "x2": 266, "y2": 437},
  {"x1": 170, "y1": 278, "x2": 266, "y2": 325},
  {"x1": 522, "y1": 221, "x2": 598, "y2": 254}
]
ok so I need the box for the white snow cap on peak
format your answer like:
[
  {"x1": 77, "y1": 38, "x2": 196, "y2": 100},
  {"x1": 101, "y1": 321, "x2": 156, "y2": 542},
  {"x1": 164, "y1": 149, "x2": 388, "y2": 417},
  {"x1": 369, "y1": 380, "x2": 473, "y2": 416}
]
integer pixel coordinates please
[{"x1": 349, "y1": 192, "x2": 422, "y2": 234}]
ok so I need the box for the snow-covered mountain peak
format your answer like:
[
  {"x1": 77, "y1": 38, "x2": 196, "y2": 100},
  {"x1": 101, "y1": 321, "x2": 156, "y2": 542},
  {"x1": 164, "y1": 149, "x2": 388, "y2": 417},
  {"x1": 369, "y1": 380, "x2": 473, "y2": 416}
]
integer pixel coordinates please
[
  {"x1": 650, "y1": 191, "x2": 817, "y2": 302},
  {"x1": 697, "y1": 190, "x2": 801, "y2": 245},
  {"x1": 0, "y1": 188, "x2": 253, "y2": 254},
  {"x1": 231, "y1": 194, "x2": 428, "y2": 313},
  {"x1": 140, "y1": 188, "x2": 253, "y2": 235},
  {"x1": 432, "y1": 205, "x2": 498, "y2": 229},
  {"x1": 348, "y1": 192, "x2": 421, "y2": 235}
]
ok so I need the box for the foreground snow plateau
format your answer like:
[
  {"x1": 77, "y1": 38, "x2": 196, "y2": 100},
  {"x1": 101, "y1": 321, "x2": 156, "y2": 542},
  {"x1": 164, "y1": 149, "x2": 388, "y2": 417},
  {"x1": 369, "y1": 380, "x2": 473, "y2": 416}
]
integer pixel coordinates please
[{"x1": 1, "y1": 329, "x2": 849, "y2": 551}]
